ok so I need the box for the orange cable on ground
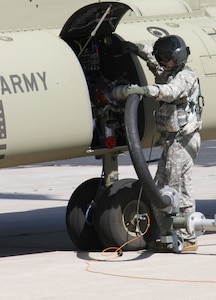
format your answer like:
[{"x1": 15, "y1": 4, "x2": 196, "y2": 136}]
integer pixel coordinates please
[
  {"x1": 85, "y1": 213, "x2": 216, "y2": 284},
  {"x1": 85, "y1": 260, "x2": 216, "y2": 284},
  {"x1": 101, "y1": 213, "x2": 151, "y2": 259}
]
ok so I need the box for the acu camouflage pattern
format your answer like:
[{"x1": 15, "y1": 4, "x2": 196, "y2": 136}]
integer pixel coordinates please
[
  {"x1": 155, "y1": 103, "x2": 180, "y2": 132},
  {"x1": 155, "y1": 132, "x2": 201, "y2": 210},
  {"x1": 137, "y1": 43, "x2": 202, "y2": 134},
  {"x1": 154, "y1": 131, "x2": 201, "y2": 241},
  {"x1": 150, "y1": 67, "x2": 202, "y2": 134},
  {"x1": 137, "y1": 42, "x2": 202, "y2": 241}
]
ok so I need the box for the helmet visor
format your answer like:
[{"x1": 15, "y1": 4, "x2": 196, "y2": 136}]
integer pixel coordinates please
[{"x1": 154, "y1": 51, "x2": 173, "y2": 63}]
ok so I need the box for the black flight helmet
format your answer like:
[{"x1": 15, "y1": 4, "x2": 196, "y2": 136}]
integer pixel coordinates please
[{"x1": 153, "y1": 35, "x2": 190, "y2": 66}]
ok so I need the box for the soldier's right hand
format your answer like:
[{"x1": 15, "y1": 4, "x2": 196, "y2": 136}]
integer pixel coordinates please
[{"x1": 122, "y1": 41, "x2": 138, "y2": 55}]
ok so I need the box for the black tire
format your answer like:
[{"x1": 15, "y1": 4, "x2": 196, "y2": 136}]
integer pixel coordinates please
[
  {"x1": 66, "y1": 178, "x2": 103, "y2": 251},
  {"x1": 94, "y1": 179, "x2": 159, "y2": 250}
]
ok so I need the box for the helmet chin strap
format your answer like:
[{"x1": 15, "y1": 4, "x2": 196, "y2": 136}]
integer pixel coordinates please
[
  {"x1": 170, "y1": 64, "x2": 185, "y2": 76},
  {"x1": 163, "y1": 63, "x2": 184, "y2": 78}
]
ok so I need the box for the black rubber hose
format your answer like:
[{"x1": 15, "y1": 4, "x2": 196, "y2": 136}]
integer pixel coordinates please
[{"x1": 124, "y1": 94, "x2": 171, "y2": 209}]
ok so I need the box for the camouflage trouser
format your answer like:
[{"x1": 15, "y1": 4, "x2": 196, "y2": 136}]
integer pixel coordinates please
[{"x1": 153, "y1": 131, "x2": 201, "y2": 241}]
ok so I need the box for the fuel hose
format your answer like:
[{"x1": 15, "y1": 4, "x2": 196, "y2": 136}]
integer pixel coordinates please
[{"x1": 124, "y1": 94, "x2": 171, "y2": 210}]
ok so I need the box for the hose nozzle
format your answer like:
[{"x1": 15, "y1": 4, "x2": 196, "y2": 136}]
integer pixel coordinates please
[{"x1": 104, "y1": 85, "x2": 128, "y2": 101}]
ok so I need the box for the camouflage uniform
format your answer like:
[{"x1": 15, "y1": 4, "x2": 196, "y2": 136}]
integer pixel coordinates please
[{"x1": 137, "y1": 43, "x2": 202, "y2": 241}]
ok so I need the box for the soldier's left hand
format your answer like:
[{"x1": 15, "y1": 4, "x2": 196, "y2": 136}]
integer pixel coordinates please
[{"x1": 126, "y1": 84, "x2": 149, "y2": 96}]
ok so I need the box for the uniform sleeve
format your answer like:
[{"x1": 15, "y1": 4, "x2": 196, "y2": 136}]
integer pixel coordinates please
[
  {"x1": 136, "y1": 43, "x2": 161, "y2": 75},
  {"x1": 147, "y1": 69, "x2": 198, "y2": 103},
  {"x1": 136, "y1": 44, "x2": 164, "y2": 76},
  {"x1": 136, "y1": 44, "x2": 154, "y2": 61}
]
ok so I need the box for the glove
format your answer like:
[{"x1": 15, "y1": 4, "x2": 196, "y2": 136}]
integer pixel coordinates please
[
  {"x1": 108, "y1": 85, "x2": 149, "y2": 100},
  {"x1": 126, "y1": 84, "x2": 149, "y2": 96},
  {"x1": 122, "y1": 41, "x2": 138, "y2": 55}
]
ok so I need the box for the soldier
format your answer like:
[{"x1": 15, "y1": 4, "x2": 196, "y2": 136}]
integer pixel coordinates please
[{"x1": 123, "y1": 35, "x2": 202, "y2": 252}]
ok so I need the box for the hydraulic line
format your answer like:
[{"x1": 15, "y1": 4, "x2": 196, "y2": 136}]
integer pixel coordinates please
[{"x1": 124, "y1": 94, "x2": 171, "y2": 210}]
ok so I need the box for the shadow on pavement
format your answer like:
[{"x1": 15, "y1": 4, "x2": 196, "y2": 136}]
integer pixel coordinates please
[{"x1": 0, "y1": 192, "x2": 215, "y2": 258}]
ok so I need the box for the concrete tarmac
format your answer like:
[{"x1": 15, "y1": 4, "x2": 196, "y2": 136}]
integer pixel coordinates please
[{"x1": 0, "y1": 141, "x2": 216, "y2": 299}]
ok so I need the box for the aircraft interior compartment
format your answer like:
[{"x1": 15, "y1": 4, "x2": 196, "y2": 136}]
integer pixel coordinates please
[{"x1": 60, "y1": 2, "x2": 145, "y2": 151}]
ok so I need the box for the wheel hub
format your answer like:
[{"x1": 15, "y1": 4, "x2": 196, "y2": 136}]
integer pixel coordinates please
[{"x1": 122, "y1": 200, "x2": 150, "y2": 236}]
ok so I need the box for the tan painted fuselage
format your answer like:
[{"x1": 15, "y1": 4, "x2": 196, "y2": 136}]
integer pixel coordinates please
[{"x1": 0, "y1": 0, "x2": 215, "y2": 168}]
